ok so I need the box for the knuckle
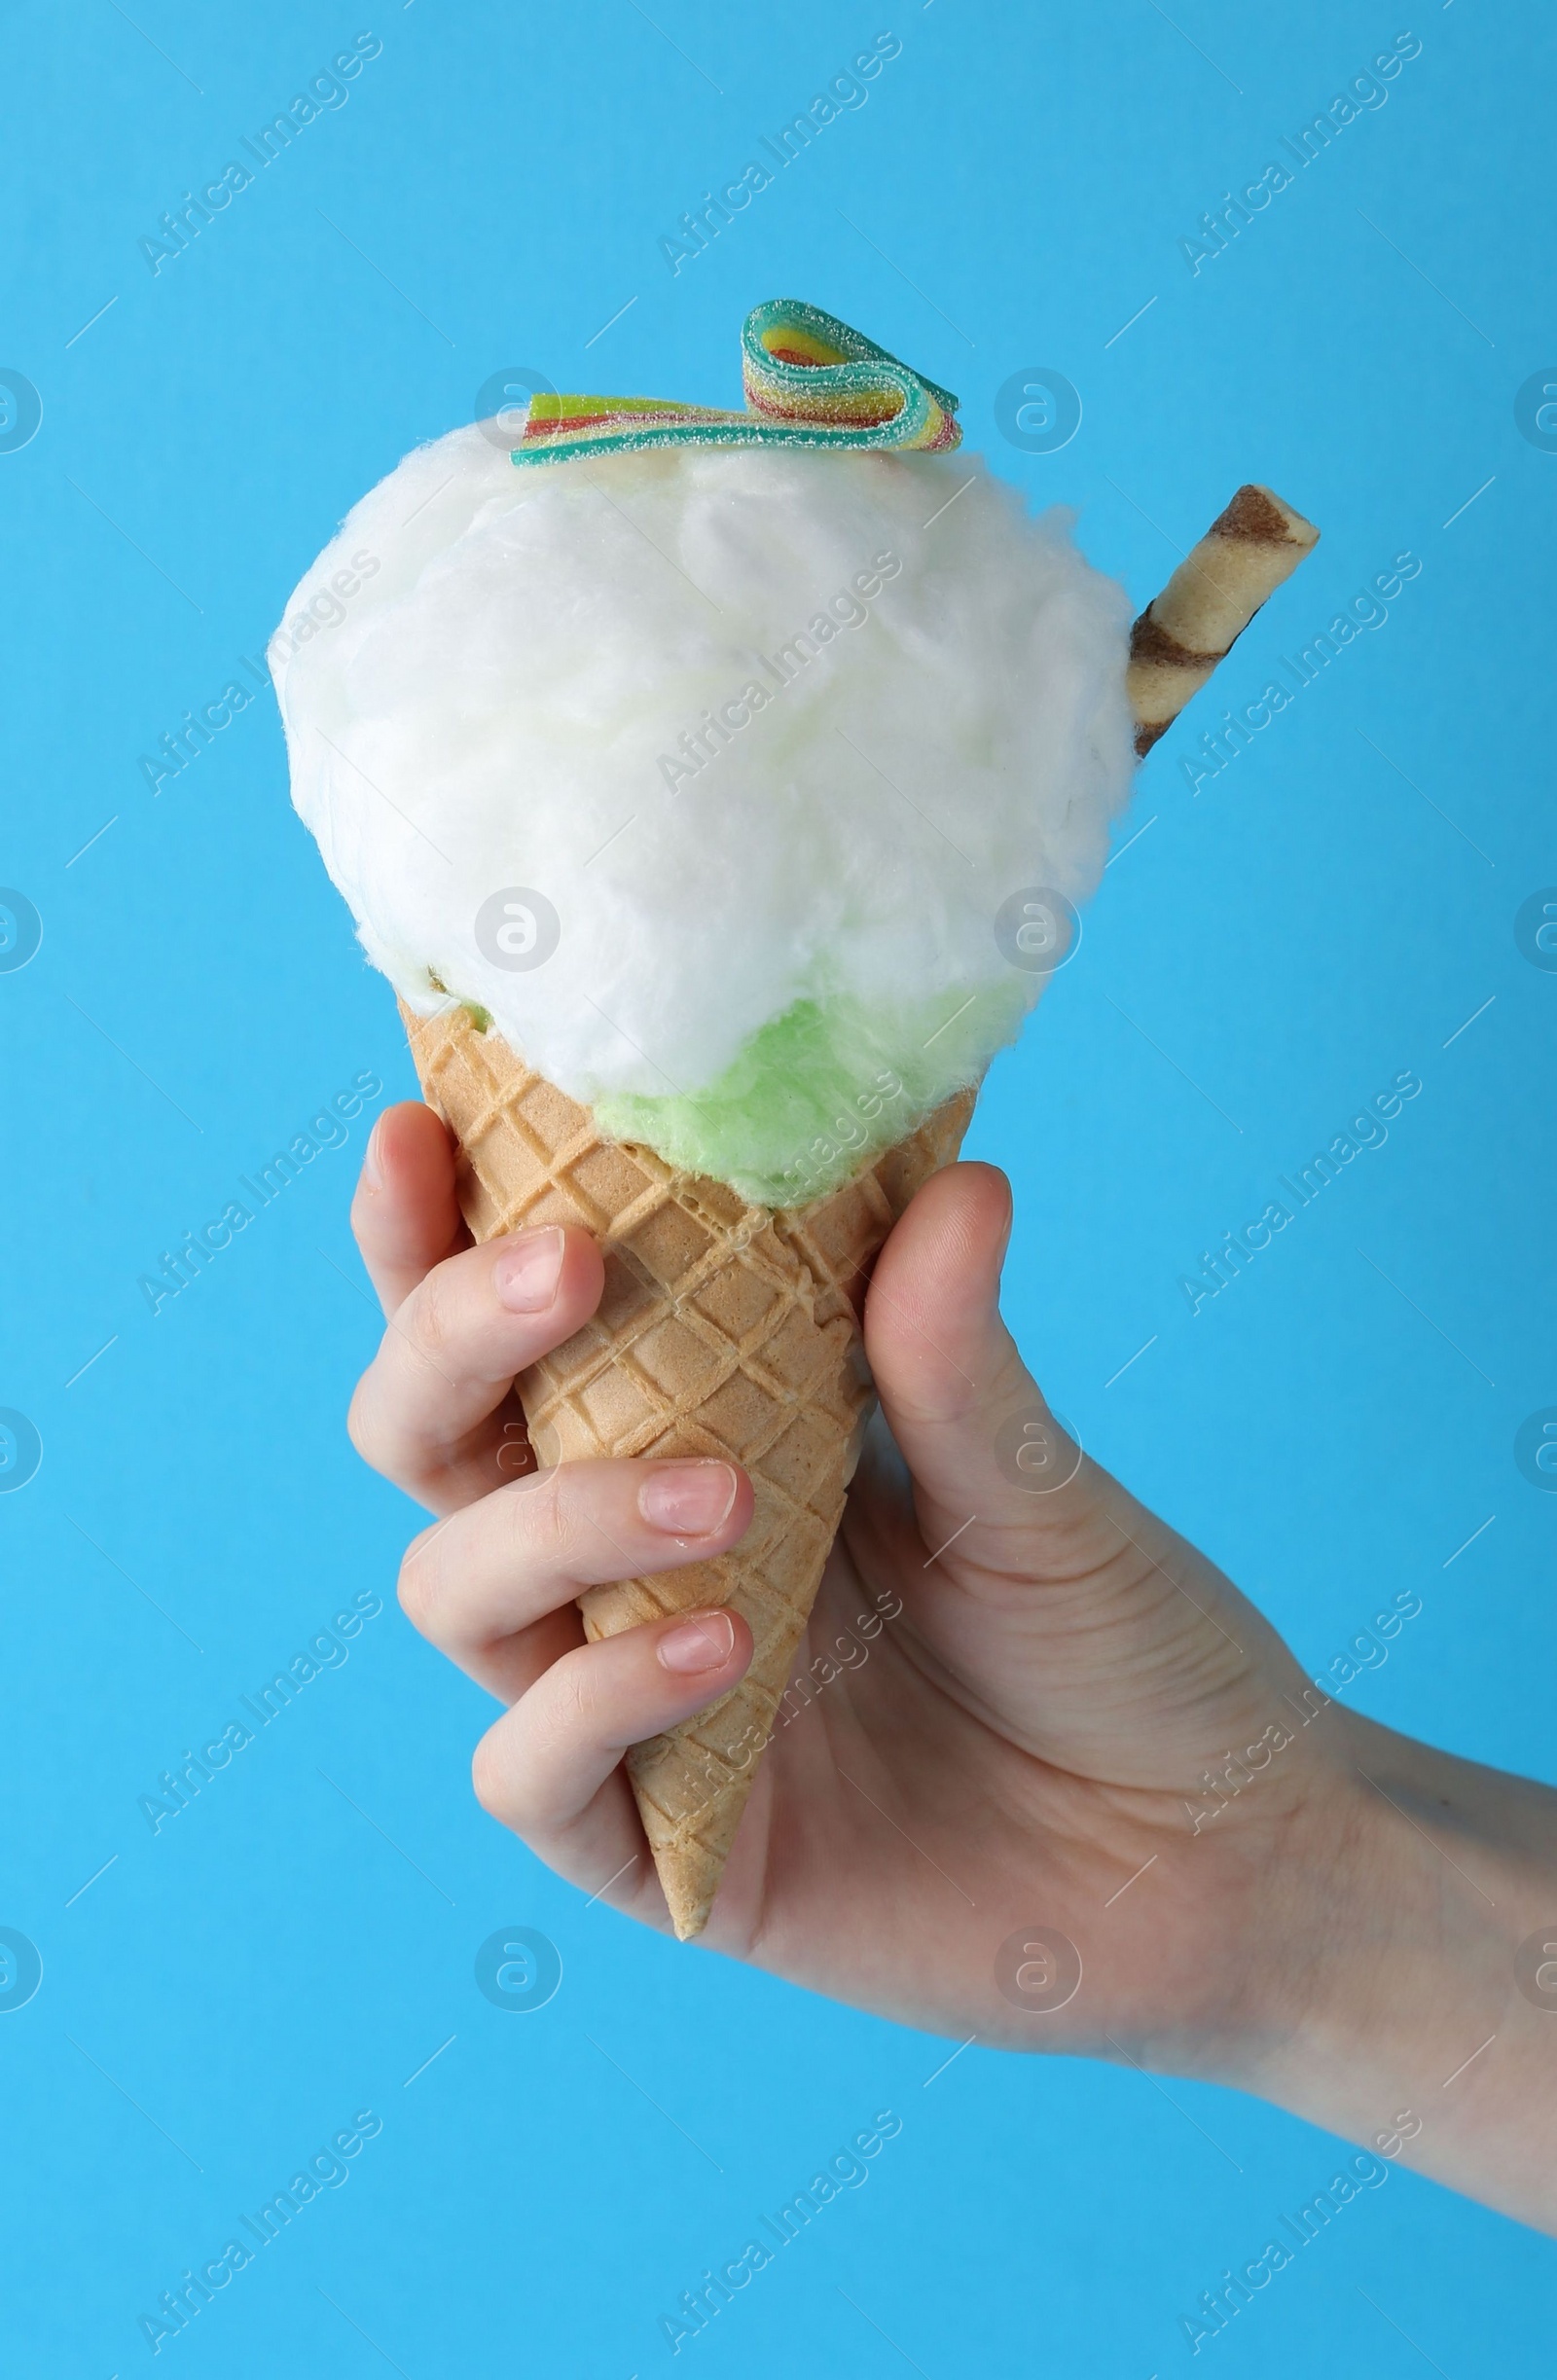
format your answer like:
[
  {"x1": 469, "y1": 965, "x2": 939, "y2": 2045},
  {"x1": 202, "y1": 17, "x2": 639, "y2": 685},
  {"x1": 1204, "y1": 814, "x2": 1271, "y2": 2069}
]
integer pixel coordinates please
[
  {"x1": 509, "y1": 1464, "x2": 572, "y2": 1569},
  {"x1": 545, "y1": 1657, "x2": 595, "y2": 1740},
  {"x1": 497, "y1": 1463, "x2": 598, "y2": 1593},
  {"x1": 407, "y1": 1260, "x2": 465, "y2": 1366},
  {"x1": 471, "y1": 1659, "x2": 595, "y2": 1836},
  {"x1": 471, "y1": 1723, "x2": 553, "y2": 1836},
  {"x1": 470, "y1": 1730, "x2": 513, "y2": 1822},
  {"x1": 345, "y1": 1375, "x2": 379, "y2": 1466},
  {"x1": 396, "y1": 1527, "x2": 443, "y2": 1635}
]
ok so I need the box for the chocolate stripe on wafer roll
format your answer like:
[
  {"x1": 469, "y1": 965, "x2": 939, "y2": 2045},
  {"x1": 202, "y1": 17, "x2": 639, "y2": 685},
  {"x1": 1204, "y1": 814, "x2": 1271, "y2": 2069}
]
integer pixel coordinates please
[{"x1": 1127, "y1": 483, "x2": 1321, "y2": 756}]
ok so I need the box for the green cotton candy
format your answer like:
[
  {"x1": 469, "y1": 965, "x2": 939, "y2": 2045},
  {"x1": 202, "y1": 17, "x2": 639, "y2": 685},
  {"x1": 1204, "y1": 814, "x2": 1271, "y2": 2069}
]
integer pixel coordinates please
[{"x1": 593, "y1": 984, "x2": 1027, "y2": 1207}]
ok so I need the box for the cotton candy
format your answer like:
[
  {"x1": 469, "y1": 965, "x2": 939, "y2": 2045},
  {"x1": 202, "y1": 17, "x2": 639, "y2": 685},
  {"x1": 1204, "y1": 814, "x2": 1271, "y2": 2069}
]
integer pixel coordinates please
[{"x1": 272, "y1": 426, "x2": 1136, "y2": 1202}]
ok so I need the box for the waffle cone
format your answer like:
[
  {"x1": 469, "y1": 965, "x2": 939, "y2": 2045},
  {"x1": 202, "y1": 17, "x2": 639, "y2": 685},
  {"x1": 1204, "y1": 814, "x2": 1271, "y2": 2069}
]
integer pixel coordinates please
[{"x1": 399, "y1": 1000, "x2": 974, "y2": 1938}]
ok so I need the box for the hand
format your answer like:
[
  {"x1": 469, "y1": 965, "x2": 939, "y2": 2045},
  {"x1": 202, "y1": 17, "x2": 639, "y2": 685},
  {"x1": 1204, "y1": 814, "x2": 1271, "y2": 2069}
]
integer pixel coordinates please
[{"x1": 348, "y1": 1100, "x2": 1557, "y2": 2234}]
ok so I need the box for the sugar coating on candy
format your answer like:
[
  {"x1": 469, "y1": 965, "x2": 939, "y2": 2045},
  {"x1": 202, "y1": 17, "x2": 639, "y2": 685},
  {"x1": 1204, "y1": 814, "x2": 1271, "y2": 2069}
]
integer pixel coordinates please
[
  {"x1": 512, "y1": 297, "x2": 962, "y2": 468},
  {"x1": 274, "y1": 415, "x2": 1136, "y2": 1205}
]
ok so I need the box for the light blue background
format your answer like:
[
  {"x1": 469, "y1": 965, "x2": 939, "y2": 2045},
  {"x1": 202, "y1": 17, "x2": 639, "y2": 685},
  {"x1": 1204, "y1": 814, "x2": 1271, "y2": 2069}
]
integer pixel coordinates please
[{"x1": 3, "y1": 1, "x2": 1552, "y2": 2370}]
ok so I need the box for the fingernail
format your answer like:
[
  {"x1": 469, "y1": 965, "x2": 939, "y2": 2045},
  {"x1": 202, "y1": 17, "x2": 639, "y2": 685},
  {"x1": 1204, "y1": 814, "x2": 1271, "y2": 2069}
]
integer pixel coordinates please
[
  {"x1": 657, "y1": 1609, "x2": 736, "y2": 1675},
  {"x1": 493, "y1": 1228, "x2": 565, "y2": 1313},
  {"x1": 638, "y1": 1461, "x2": 739, "y2": 1536},
  {"x1": 361, "y1": 1118, "x2": 384, "y2": 1191}
]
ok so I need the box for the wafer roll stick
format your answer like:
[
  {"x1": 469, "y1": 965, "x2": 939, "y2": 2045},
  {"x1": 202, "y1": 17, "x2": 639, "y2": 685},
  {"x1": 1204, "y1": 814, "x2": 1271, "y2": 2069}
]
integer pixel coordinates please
[{"x1": 1126, "y1": 484, "x2": 1320, "y2": 756}]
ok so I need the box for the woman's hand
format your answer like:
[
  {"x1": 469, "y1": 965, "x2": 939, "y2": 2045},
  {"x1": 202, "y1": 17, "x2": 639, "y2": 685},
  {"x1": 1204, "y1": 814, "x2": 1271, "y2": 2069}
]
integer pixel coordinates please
[{"x1": 348, "y1": 1100, "x2": 1557, "y2": 2234}]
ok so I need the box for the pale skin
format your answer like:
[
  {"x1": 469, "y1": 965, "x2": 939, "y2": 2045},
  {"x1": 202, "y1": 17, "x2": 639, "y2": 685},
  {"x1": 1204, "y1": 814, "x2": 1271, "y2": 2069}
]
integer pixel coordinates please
[{"x1": 349, "y1": 1100, "x2": 1557, "y2": 2236}]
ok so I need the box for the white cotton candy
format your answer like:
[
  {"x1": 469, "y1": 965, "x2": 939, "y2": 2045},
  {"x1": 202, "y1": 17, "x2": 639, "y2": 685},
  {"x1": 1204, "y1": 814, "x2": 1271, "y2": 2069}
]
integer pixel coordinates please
[{"x1": 272, "y1": 427, "x2": 1137, "y2": 1196}]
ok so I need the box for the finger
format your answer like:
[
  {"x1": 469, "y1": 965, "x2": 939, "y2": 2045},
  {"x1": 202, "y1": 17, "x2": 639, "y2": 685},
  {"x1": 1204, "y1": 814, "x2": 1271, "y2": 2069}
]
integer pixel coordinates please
[
  {"x1": 451, "y1": 1600, "x2": 585, "y2": 1713},
  {"x1": 351, "y1": 1100, "x2": 468, "y2": 1316},
  {"x1": 863, "y1": 1163, "x2": 1121, "y2": 1569},
  {"x1": 864, "y1": 1166, "x2": 1268, "y2": 1666},
  {"x1": 399, "y1": 1457, "x2": 752, "y2": 1674},
  {"x1": 863, "y1": 1166, "x2": 1285, "y2": 1785},
  {"x1": 471, "y1": 1605, "x2": 753, "y2": 1905},
  {"x1": 348, "y1": 1225, "x2": 605, "y2": 1510}
]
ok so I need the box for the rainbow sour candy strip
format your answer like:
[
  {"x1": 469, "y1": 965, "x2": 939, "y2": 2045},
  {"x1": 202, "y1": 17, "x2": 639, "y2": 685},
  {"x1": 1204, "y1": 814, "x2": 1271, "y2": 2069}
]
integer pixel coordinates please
[{"x1": 510, "y1": 298, "x2": 960, "y2": 468}]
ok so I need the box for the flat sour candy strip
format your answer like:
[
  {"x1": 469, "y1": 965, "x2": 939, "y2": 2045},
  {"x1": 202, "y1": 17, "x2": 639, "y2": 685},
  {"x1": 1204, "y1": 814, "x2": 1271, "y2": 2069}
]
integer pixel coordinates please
[{"x1": 511, "y1": 297, "x2": 961, "y2": 467}]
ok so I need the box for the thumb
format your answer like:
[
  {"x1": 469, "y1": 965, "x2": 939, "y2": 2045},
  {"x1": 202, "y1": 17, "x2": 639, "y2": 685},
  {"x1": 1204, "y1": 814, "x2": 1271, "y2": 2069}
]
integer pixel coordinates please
[
  {"x1": 864, "y1": 1169, "x2": 1287, "y2": 1787},
  {"x1": 862, "y1": 1162, "x2": 1122, "y2": 1572}
]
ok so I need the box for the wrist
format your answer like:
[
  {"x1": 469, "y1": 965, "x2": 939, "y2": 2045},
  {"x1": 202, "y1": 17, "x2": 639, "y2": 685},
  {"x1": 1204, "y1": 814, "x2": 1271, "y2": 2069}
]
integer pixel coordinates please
[{"x1": 1240, "y1": 1708, "x2": 1557, "y2": 2231}]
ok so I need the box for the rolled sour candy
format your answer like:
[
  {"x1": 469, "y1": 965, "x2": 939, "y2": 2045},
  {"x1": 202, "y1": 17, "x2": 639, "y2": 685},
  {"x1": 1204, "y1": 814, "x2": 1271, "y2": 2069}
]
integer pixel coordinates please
[
  {"x1": 273, "y1": 300, "x2": 1320, "y2": 1206},
  {"x1": 1125, "y1": 484, "x2": 1321, "y2": 756}
]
